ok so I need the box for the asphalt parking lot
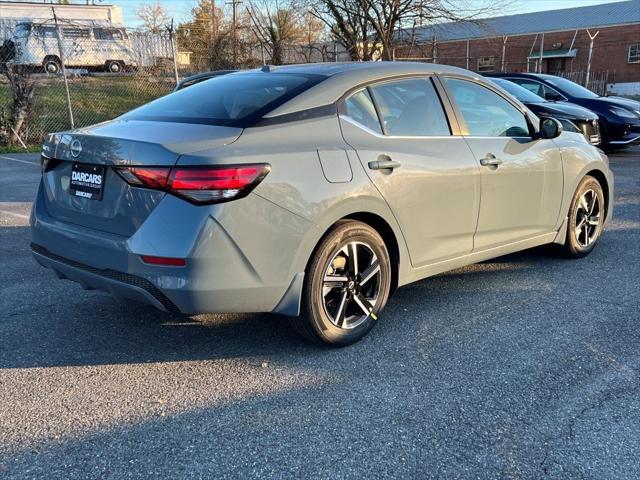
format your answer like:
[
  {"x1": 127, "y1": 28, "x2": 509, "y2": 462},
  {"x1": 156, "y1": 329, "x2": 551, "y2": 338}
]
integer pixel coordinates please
[{"x1": 1, "y1": 148, "x2": 639, "y2": 480}]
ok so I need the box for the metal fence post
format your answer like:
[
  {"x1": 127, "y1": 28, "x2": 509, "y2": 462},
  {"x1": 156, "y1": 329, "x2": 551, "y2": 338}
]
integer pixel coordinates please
[
  {"x1": 586, "y1": 29, "x2": 600, "y2": 88},
  {"x1": 51, "y1": 7, "x2": 74, "y2": 129},
  {"x1": 168, "y1": 18, "x2": 179, "y2": 87}
]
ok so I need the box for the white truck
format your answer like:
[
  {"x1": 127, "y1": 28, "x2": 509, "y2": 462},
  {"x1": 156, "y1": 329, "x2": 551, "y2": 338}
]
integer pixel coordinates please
[{"x1": 3, "y1": 21, "x2": 137, "y2": 73}]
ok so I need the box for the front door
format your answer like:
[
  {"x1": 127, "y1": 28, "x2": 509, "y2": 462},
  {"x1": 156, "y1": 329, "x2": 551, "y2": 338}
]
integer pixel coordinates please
[
  {"x1": 339, "y1": 77, "x2": 480, "y2": 268},
  {"x1": 441, "y1": 77, "x2": 563, "y2": 251}
]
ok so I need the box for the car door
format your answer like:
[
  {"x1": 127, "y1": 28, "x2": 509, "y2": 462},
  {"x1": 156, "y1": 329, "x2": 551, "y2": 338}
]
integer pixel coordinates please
[
  {"x1": 441, "y1": 76, "x2": 563, "y2": 251},
  {"x1": 339, "y1": 76, "x2": 480, "y2": 268}
]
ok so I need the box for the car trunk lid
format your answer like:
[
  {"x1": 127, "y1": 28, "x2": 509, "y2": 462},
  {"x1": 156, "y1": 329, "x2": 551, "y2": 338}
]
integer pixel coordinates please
[{"x1": 42, "y1": 119, "x2": 242, "y2": 236}]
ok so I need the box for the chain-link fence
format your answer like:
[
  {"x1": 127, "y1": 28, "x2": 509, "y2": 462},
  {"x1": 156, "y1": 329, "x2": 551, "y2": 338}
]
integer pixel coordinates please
[{"x1": 0, "y1": 16, "x2": 350, "y2": 148}]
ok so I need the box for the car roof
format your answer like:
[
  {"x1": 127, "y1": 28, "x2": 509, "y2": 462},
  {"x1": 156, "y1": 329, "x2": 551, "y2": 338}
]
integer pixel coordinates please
[{"x1": 259, "y1": 61, "x2": 479, "y2": 117}]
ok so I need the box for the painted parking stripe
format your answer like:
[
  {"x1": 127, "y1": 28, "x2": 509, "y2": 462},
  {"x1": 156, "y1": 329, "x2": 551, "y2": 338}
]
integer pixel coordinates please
[
  {"x1": 0, "y1": 155, "x2": 39, "y2": 166},
  {"x1": 0, "y1": 209, "x2": 30, "y2": 220}
]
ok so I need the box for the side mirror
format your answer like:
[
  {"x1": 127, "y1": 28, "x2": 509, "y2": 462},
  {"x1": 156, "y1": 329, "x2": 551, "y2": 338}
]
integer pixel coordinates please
[
  {"x1": 539, "y1": 117, "x2": 563, "y2": 139},
  {"x1": 544, "y1": 91, "x2": 564, "y2": 102}
]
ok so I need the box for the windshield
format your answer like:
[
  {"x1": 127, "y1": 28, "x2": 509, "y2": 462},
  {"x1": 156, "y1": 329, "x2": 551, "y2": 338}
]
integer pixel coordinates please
[
  {"x1": 544, "y1": 76, "x2": 599, "y2": 99},
  {"x1": 123, "y1": 72, "x2": 325, "y2": 126},
  {"x1": 491, "y1": 78, "x2": 545, "y2": 103},
  {"x1": 13, "y1": 23, "x2": 31, "y2": 38}
]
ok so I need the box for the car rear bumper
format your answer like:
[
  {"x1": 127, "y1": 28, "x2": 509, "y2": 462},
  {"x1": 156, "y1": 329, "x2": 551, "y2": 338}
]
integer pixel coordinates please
[
  {"x1": 31, "y1": 243, "x2": 180, "y2": 313},
  {"x1": 30, "y1": 181, "x2": 312, "y2": 315}
]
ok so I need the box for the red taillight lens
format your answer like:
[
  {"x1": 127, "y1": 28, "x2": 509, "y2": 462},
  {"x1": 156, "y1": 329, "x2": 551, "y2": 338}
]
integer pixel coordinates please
[
  {"x1": 141, "y1": 255, "x2": 186, "y2": 266},
  {"x1": 116, "y1": 164, "x2": 270, "y2": 205}
]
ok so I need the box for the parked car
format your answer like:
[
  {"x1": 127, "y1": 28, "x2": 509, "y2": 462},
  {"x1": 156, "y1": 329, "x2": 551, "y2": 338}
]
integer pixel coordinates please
[
  {"x1": 486, "y1": 73, "x2": 640, "y2": 149},
  {"x1": 7, "y1": 21, "x2": 137, "y2": 73},
  {"x1": 174, "y1": 70, "x2": 236, "y2": 91},
  {"x1": 488, "y1": 77, "x2": 601, "y2": 146},
  {"x1": 32, "y1": 63, "x2": 613, "y2": 346}
]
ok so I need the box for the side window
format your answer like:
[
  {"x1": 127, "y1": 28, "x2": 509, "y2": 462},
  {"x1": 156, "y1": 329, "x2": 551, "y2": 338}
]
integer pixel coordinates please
[
  {"x1": 343, "y1": 89, "x2": 383, "y2": 134},
  {"x1": 443, "y1": 78, "x2": 530, "y2": 137},
  {"x1": 369, "y1": 78, "x2": 450, "y2": 136},
  {"x1": 33, "y1": 26, "x2": 57, "y2": 38},
  {"x1": 62, "y1": 27, "x2": 91, "y2": 39},
  {"x1": 94, "y1": 28, "x2": 125, "y2": 41},
  {"x1": 510, "y1": 79, "x2": 542, "y2": 97}
]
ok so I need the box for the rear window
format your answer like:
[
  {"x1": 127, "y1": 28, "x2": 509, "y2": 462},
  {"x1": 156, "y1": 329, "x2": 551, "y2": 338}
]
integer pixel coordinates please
[{"x1": 123, "y1": 72, "x2": 325, "y2": 126}]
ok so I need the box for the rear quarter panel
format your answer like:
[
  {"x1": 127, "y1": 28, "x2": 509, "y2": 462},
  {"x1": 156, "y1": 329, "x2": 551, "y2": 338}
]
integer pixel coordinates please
[{"x1": 177, "y1": 115, "x2": 412, "y2": 286}]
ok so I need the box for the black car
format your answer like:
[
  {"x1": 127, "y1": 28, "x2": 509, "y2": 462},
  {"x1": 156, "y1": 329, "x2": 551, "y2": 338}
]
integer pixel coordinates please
[
  {"x1": 488, "y1": 77, "x2": 601, "y2": 146},
  {"x1": 487, "y1": 72, "x2": 640, "y2": 148},
  {"x1": 174, "y1": 70, "x2": 236, "y2": 91}
]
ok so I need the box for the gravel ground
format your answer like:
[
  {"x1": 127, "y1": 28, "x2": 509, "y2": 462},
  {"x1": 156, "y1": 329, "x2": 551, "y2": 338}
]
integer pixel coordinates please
[{"x1": 0, "y1": 148, "x2": 638, "y2": 479}]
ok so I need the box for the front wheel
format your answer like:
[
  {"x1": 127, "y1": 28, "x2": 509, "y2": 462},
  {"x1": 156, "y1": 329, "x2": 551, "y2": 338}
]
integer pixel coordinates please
[
  {"x1": 291, "y1": 221, "x2": 392, "y2": 346},
  {"x1": 560, "y1": 175, "x2": 605, "y2": 258}
]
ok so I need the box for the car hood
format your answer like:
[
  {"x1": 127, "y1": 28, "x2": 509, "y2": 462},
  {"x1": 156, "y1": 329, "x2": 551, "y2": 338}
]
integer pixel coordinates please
[
  {"x1": 598, "y1": 96, "x2": 640, "y2": 112},
  {"x1": 526, "y1": 101, "x2": 598, "y2": 120},
  {"x1": 44, "y1": 119, "x2": 243, "y2": 166}
]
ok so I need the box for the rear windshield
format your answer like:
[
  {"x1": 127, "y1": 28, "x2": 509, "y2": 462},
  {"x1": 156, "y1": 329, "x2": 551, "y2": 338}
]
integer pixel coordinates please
[{"x1": 122, "y1": 72, "x2": 326, "y2": 126}]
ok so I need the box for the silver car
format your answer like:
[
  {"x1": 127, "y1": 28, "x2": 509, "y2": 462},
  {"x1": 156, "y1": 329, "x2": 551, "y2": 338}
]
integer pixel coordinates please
[{"x1": 31, "y1": 62, "x2": 613, "y2": 345}]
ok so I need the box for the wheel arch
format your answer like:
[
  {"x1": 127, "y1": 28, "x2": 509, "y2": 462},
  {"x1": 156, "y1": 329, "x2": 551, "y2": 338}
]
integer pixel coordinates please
[
  {"x1": 341, "y1": 212, "x2": 400, "y2": 294},
  {"x1": 585, "y1": 168, "x2": 611, "y2": 220}
]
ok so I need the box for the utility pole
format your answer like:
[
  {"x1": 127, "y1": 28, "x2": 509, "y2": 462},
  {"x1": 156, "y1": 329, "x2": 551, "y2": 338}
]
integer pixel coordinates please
[
  {"x1": 226, "y1": 0, "x2": 242, "y2": 65},
  {"x1": 210, "y1": 0, "x2": 217, "y2": 41},
  {"x1": 586, "y1": 29, "x2": 600, "y2": 88}
]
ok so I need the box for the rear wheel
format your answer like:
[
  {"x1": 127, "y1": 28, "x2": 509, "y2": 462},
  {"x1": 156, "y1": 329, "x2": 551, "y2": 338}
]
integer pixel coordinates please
[
  {"x1": 106, "y1": 60, "x2": 124, "y2": 73},
  {"x1": 560, "y1": 175, "x2": 605, "y2": 258},
  {"x1": 291, "y1": 221, "x2": 391, "y2": 346},
  {"x1": 43, "y1": 57, "x2": 61, "y2": 74}
]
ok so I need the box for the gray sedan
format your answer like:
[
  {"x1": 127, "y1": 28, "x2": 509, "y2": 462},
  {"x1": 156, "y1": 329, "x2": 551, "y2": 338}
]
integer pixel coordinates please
[{"x1": 31, "y1": 62, "x2": 613, "y2": 345}]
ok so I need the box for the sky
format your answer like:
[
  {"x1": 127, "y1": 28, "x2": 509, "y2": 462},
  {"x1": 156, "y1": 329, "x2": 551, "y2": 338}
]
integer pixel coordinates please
[
  {"x1": 7, "y1": 0, "x2": 627, "y2": 26},
  {"x1": 115, "y1": 0, "x2": 630, "y2": 26}
]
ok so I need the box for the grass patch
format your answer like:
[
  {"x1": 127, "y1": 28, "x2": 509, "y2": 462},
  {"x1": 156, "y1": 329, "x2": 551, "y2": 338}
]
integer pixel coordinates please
[{"x1": 1, "y1": 75, "x2": 174, "y2": 146}]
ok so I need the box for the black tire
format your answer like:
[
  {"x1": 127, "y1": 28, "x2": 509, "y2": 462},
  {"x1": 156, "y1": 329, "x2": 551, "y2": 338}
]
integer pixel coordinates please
[
  {"x1": 106, "y1": 61, "x2": 124, "y2": 73},
  {"x1": 43, "y1": 57, "x2": 61, "y2": 74},
  {"x1": 560, "y1": 175, "x2": 605, "y2": 258},
  {"x1": 290, "y1": 220, "x2": 392, "y2": 346}
]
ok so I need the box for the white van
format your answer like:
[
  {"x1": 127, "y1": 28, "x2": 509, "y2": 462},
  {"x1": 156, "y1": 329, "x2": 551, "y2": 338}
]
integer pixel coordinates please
[{"x1": 10, "y1": 21, "x2": 137, "y2": 73}]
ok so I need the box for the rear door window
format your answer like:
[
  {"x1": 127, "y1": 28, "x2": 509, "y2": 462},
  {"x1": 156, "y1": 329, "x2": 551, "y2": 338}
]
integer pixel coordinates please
[
  {"x1": 443, "y1": 78, "x2": 530, "y2": 137},
  {"x1": 369, "y1": 78, "x2": 451, "y2": 136},
  {"x1": 343, "y1": 89, "x2": 383, "y2": 134}
]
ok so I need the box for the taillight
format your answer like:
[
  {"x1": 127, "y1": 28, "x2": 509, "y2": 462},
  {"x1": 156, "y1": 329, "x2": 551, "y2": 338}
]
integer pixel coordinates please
[
  {"x1": 141, "y1": 255, "x2": 186, "y2": 267},
  {"x1": 115, "y1": 164, "x2": 270, "y2": 205}
]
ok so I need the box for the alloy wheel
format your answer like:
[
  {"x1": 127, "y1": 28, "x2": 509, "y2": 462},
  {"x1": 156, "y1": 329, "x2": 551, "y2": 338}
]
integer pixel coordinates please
[
  {"x1": 322, "y1": 241, "x2": 381, "y2": 329},
  {"x1": 575, "y1": 188, "x2": 601, "y2": 248}
]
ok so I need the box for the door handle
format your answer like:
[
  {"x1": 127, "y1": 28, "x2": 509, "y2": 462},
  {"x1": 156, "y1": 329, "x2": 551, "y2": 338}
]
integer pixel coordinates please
[
  {"x1": 368, "y1": 159, "x2": 401, "y2": 170},
  {"x1": 480, "y1": 154, "x2": 503, "y2": 167}
]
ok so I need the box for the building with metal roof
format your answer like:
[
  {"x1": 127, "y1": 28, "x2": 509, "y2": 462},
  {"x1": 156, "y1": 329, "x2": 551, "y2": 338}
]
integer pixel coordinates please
[{"x1": 410, "y1": 0, "x2": 640, "y2": 43}]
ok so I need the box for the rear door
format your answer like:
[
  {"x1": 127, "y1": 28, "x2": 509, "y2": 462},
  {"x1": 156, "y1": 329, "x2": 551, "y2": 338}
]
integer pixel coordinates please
[
  {"x1": 440, "y1": 76, "x2": 563, "y2": 251},
  {"x1": 339, "y1": 76, "x2": 480, "y2": 268}
]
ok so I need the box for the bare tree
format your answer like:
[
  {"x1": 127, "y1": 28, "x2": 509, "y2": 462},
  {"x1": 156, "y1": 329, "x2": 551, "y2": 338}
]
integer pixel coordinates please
[
  {"x1": 137, "y1": 1, "x2": 170, "y2": 33},
  {"x1": 246, "y1": 0, "x2": 305, "y2": 65},
  {"x1": 0, "y1": 65, "x2": 35, "y2": 146},
  {"x1": 312, "y1": 0, "x2": 511, "y2": 61}
]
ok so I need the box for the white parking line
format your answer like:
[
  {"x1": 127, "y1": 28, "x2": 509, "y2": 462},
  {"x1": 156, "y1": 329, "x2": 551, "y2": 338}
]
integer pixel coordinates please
[
  {"x1": 0, "y1": 155, "x2": 39, "y2": 166},
  {"x1": 0, "y1": 209, "x2": 30, "y2": 220}
]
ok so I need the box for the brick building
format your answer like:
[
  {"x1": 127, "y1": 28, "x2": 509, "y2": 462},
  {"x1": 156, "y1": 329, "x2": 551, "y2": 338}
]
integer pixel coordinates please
[{"x1": 398, "y1": 0, "x2": 640, "y2": 94}]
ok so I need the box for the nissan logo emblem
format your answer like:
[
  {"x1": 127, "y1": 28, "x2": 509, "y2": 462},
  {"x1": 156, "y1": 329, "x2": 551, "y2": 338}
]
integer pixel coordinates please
[{"x1": 70, "y1": 139, "x2": 82, "y2": 158}]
